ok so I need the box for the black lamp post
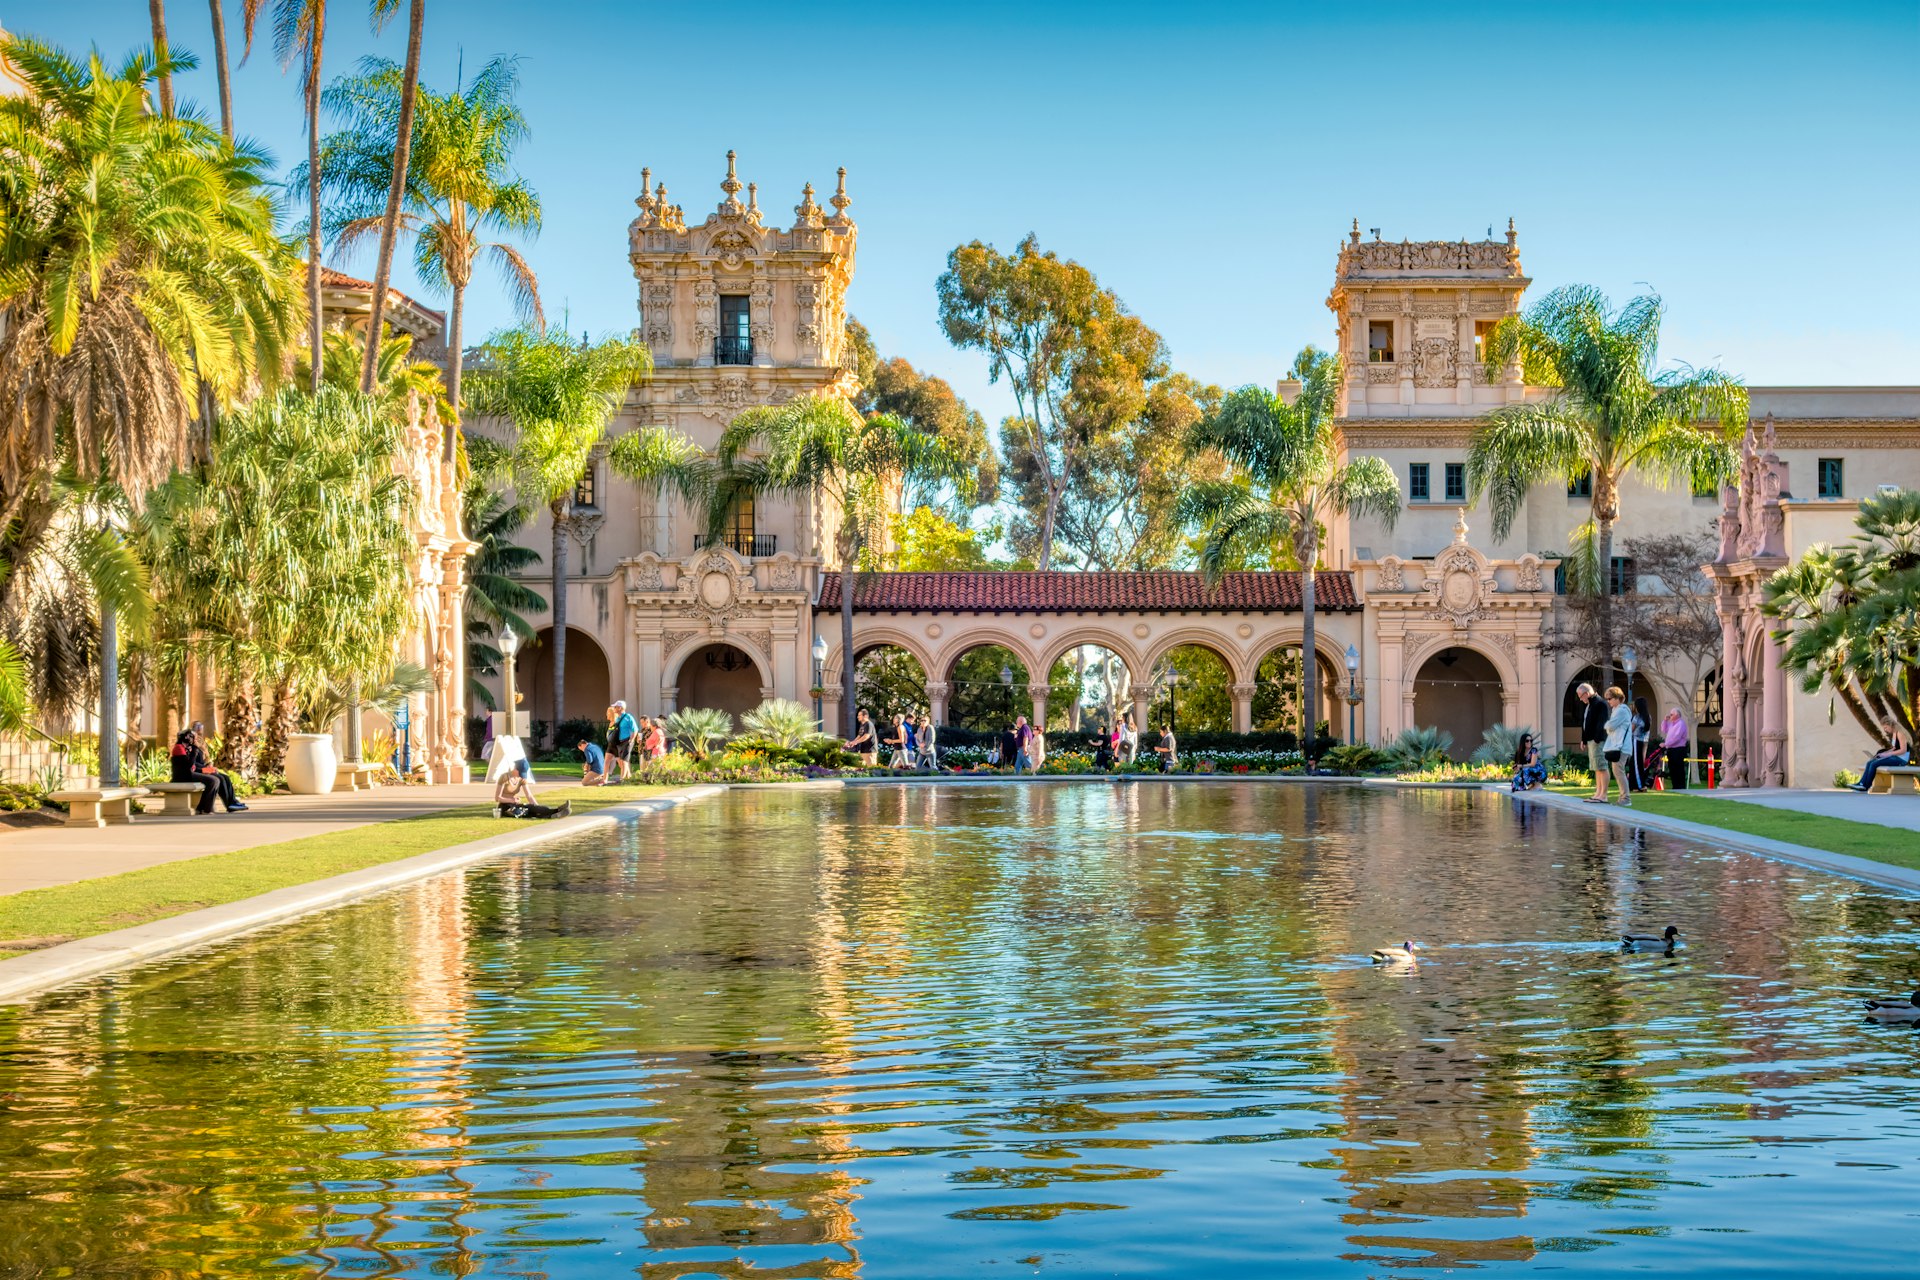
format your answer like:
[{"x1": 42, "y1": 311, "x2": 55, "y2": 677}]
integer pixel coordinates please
[
  {"x1": 1345, "y1": 643, "x2": 1362, "y2": 744},
  {"x1": 811, "y1": 634, "x2": 828, "y2": 730},
  {"x1": 999, "y1": 663, "x2": 1014, "y2": 726},
  {"x1": 499, "y1": 626, "x2": 521, "y2": 739}
]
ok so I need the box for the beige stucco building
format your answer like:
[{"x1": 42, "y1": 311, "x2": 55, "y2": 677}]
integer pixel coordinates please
[{"x1": 487, "y1": 157, "x2": 1920, "y2": 786}]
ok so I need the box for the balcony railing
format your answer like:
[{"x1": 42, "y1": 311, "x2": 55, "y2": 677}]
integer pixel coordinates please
[
  {"x1": 714, "y1": 335, "x2": 753, "y2": 365},
  {"x1": 694, "y1": 532, "x2": 776, "y2": 558}
]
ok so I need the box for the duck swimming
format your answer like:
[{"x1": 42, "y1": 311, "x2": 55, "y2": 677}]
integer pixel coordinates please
[
  {"x1": 1370, "y1": 940, "x2": 1419, "y2": 963},
  {"x1": 1863, "y1": 989, "x2": 1920, "y2": 1021},
  {"x1": 1621, "y1": 925, "x2": 1680, "y2": 951}
]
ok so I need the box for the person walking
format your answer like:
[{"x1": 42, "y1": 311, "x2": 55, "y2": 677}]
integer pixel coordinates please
[
  {"x1": 644, "y1": 715, "x2": 666, "y2": 764},
  {"x1": 1577, "y1": 683, "x2": 1609, "y2": 802},
  {"x1": 1601, "y1": 686, "x2": 1634, "y2": 807},
  {"x1": 886, "y1": 713, "x2": 912, "y2": 768},
  {"x1": 848, "y1": 709, "x2": 878, "y2": 765},
  {"x1": 1154, "y1": 723, "x2": 1178, "y2": 772},
  {"x1": 1121, "y1": 713, "x2": 1139, "y2": 764},
  {"x1": 916, "y1": 714, "x2": 937, "y2": 769},
  {"x1": 1661, "y1": 708, "x2": 1691, "y2": 791},
  {"x1": 1013, "y1": 714, "x2": 1036, "y2": 773}
]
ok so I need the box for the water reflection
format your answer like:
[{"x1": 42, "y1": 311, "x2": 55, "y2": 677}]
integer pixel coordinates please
[{"x1": 1, "y1": 784, "x2": 1918, "y2": 1278}]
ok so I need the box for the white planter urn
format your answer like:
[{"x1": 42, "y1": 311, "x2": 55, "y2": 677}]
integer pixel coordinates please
[{"x1": 285, "y1": 732, "x2": 339, "y2": 795}]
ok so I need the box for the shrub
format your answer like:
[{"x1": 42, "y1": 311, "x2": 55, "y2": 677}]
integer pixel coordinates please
[
  {"x1": 663, "y1": 707, "x2": 733, "y2": 760},
  {"x1": 1385, "y1": 726, "x2": 1453, "y2": 771},
  {"x1": 1470, "y1": 724, "x2": 1534, "y2": 766},
  {"x1": 737, "y1": 698, "x2": 825, "y2": 749},
  {"x1": 1322, "y1": 744, "x2": 1386, "y2": 775},
  {"x1": 1835, "y1": 767, "x2": 1861, "y2": 789},
  {"x1": 1547, "y1": 748, "x2": 1592, "y2": 776},
  {"x1": 0, "y1": 781, "x2": 41, "y2": 811}
]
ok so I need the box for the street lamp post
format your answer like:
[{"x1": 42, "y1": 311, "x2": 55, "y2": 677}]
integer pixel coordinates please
[
  {"x1": 999, "y1": 663, "x2": 1014, "y2": 727},
  {"x1": 1167, "y1": 669, "x2": 1180, "y2": 737},
  {"x1": 1344, "y1": 643, "x2": 1361, "y2": 745},
  {"x1": 1622, "y1": 644, "x2": 1638, "y2": 695},
  {"x1": 498, "y1": 627, "x2": 520, "y2": 741},
  {"x1": 811, "y1": 634, "x2": 829, "y2": 730}
]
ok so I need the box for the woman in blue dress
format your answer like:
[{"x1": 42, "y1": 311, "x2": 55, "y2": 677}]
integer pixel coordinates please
[{"x1": 1511, "y1": 731, "x2": 1547, "y2": 792}]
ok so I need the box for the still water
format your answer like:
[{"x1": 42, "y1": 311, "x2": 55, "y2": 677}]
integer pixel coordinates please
[{"x1": 2, "y1": 783, "x2": 1919, "y2": 1277}]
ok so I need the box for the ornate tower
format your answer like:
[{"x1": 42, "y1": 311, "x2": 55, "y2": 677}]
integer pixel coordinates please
[{"x1": 1325, "y1": 220, "x2": 1529, "y2": 418}]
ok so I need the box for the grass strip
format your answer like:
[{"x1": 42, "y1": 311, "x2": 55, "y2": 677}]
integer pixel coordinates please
[
  {"x1": 1570, "y1": 791, "x2": 1920, "y2": 872},
  {"x1": 0, "y1": 783, "x2": 666, "y2": 958}
]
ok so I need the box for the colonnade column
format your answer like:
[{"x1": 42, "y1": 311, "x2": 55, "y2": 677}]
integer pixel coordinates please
[
  {"x1": 1028, "y1": 684, "x2": 1051, "y2": 731},
  {"x1": 1760, "y1": 628, "x2": 1789, "y2": 787},
  {"x1": 926, "y1": 681, "x2": 950, "y2": 726},
  {"x1": 1230, "y1": 682, "x2": 1256, "y2": 734},
  {"x1": 1131, "y1": 689, "x2": 1152, "y2": 738}
]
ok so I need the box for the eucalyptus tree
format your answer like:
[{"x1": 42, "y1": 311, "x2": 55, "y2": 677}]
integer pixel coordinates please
[
  {"x1": 144, "y1": 387, "x2": 415, "y2": 776},
  {"x1": 1467, "y1": 285, "x2": 1747, "y2": 691},
  {"x1": 1178, "y1": 348, "x2": 1400, "y2": 754},
  {"x1": 466, "y1": 329, "x2": 705, "y2": 746},
  {"x1": 716, "y1": 394, "x2": 968, "y2": 736},
  {"x1": 304, "y1": 54, "x2": 541, "y2": 457}
]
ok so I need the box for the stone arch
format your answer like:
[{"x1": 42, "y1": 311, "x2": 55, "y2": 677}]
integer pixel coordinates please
[
  {"x1": 1142, "y1": 629, "x2": 1251, "y2": 684},
  {"x1": 1037, "y1": 631, "x2": 1143, "y2": 734},
  {"x1": 1251, "y1": 633, "x2": 1353, "y2": 740},
  {"x1": 1412, "y1": 645, "x2": 1507, "y2": 761},
  {"x1": 1141, "y1": 635, "x2": 1240, "y2": 734},
  {"x1": 671, "y1": 641, "x2": 771, "y2": 723},
  {"x1": 663, "y1": 633, "x2": 773, "y2": 690},
  {"x1": 515, "y1": 626, "x2": 612, "y2": 727},
  {"x1": 817, "y1": 625, "x2": 938, "y2": 690},
  {"x1": 932, "y1": 629, "x2": 1042, "y2": 684},
  {"x1": 937, "y1": 632, "x2": 1042, "y2": 732}
]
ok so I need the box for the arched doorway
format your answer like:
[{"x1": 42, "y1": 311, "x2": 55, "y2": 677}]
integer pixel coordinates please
[
  {"x1": 852, "y1": 643, "x2": 929, "y2": 723},
  {"x1": 1254, "y1": 643, "x2": 1345, "y2": 743},
  {"x1": 514, "y1": 626, "x2": 611, "y2": 730},
  {"x1": 1413, "y1": 647, "x2": 1503, "y2": 761},
  {"x1": 944, "y1": 644, "x2": 1028, "y2": 732},
  {"x1": 677, "y1": 643, "x2": 765, "y2": 723},
  {"x1": 1147, "y1": 644, "x2": 1233, "y2": 735}
]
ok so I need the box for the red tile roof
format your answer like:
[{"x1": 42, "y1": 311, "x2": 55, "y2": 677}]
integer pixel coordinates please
[
  {"x1": 817, "y1": 570, "x2": 1360, "y2": 613},
  {"x1": 314, "y1": 265, "x2": 445, "y2": 323}
]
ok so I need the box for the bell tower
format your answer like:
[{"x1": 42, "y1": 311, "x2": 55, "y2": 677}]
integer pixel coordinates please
[{"x1": 1326, "y1": 220, "x2": 1529, "y2": 418}]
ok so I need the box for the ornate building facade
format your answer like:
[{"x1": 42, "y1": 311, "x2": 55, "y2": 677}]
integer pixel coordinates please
[{"x1": 491, "y1": 173, "x2": 1920, "y2": 785}]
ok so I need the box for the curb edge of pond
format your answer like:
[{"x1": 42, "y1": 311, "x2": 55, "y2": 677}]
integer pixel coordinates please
[
  {"x1": 0, "y1": 784, "x2": 728, "y2": 1006},
  {"x1": 1504, "y1": 787, "x2": 1920, "y2": 894}
]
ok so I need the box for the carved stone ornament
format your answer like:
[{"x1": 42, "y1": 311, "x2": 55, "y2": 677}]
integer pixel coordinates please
[
  {"x1": 625, "y1": 555, "x2": 667, "y2": 593},
  {"x1": 1377, "y1": 556, "x2": 1407, "y2": 591},
  {"x1": 1513, "y1": 554, "x2": 1545, "y2": 593},
  {"x1": 566, "y1": 511, "x2": 605, "y2": 549},
  {"x1": 1420, "y1": 514, "x2": 1499, "y2": 626},
  {"x1": 1412, "y1": 337, "x2": 1458, "y2": 388},
  {"x1": 765, "y1": 556, "x2": 801, "y2": 591}
]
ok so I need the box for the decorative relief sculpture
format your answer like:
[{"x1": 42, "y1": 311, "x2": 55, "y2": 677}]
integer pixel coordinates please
[{"x1": 1412, "y1": 337, "x2": 1457, "y2": 388}]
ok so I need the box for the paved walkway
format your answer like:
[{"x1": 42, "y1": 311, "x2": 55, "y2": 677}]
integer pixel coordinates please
[
  {"x1": 1679, "y1": 786, "x2": 1920, "y2": 833},
  {"x1": 0, "y1": 783, "x2": 498, "y2": 896}
]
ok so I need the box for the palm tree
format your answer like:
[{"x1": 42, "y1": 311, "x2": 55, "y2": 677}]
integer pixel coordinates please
[
  {"x1": 358, "y1": 0, "x2": 424, "y2": 394},
  {"x1": 144, "y1": 386, "x2": 416, "y2": 776},
  {"x1": 0, "y1": 36, "x2": 300, "y2": 595},
  {"x1": 1178, "y1": 348, "x2": 1398, "y2": 754},
  {"x1": 247, "y1": 0, "x2": 332, "y2": 391},
  {"x1": 1467, "y1": 285, "x2": 1748, "y2": 691},
  {"x1": 717, "y1": 394, "x2": 967, "y2": 737},
  {"x1": 57, "y1": 472, "x2": 155, "y2": 786},
  {"x1": 148, "y1": 1, "x2": 175, "y2": 116},
  {"x1": 208, "y1": 0, "x2": 235, "y2": 137},
  {"x1": 305, "y1": 54, "x2": 542, "y2": 459},
  {"x1": 462, "y1": 481, "x2": 545, "y2": 710},
  {"x1": 465, "y1": 328, "x2": 704, "y2": 747}
]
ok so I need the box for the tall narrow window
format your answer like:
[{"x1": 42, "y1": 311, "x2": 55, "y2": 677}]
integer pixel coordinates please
[
  {"x1": 574, "y1": 465, "x2": 597, "y2": 509},
  {"x1": 1408, "y1": 462, "x2": 1430, "y2": 502},
  {"x1": 1610, "y1": 556, "x2": 1637, "y2": 596},
  {"x1": 1472, "y1": 319, "x2": 1498, "y2": 364},
  {"x1": 1367, "y1": 320, "x2": 1395, "y2": 363},
  {"x1": 717, "y1": 295, "x2": 751, "y2": 364},
  {"x1": 727, "y1": 493, "x2": 757, "y2": 554},
  {"x1": 1568, "y1": 470, "x2": 1592, "y2": 498},
  {"x1": 1444, "y1": 462, "x2": 1466, "y2": 503},
  {"x1": 1818, "y1": 457, "x2": 1843, "y2": 498}
]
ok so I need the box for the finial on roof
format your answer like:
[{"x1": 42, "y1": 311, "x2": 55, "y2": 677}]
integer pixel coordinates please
[
  {"x1": 830, "y1": 166, "x2": 851, "y2": 220},
  {"x1": 721, "y1": 149, "x2": 741, "y2": 197},
  {"x1": 747, "y1": 182, "x2": 758, "y2": 216},
  {"x1": 1454, "y1": 508, "x2": 1470, "y2": 545},
  {"x1": 1506, "y1": 217, "x2": 1517, "y2": 245},
  {"x1": 638, "y1": 167, "x2": 653, "y2": 208},
  {"x1": 1350, "y1": 218, "x2": 1361, "y2": 246},
  {"x1": 795, "y1": 180, "x2": 824, "y2": 227}
]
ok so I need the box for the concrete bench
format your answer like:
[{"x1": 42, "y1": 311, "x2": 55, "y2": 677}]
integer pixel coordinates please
[
  {"x1": 48, "y1": 787, "x2": 150, "y2": 828},
  {"x1": 147, "y1": 781, "x2": 208, "y2": 816},
  {"x1": 336, "y1": 762, "x2": 381, "y2": 791},
  {"x1": 1870, "y1": 766, "x2": 1920, "y2": 794}
]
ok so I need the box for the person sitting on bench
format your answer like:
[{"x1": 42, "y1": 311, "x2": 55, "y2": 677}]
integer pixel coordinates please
[
  {"x1": 1850, "y1": 720, "x2": 1911, "y2": 791},
  {"x1": 171, "y1": 722, "x2": 247, "y2": 813}
]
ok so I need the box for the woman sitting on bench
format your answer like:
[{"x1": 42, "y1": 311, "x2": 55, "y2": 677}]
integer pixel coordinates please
[
  {"x1": 1850, "y1": 721, "x2": 1911, "y2": 791},
  {"x1": 171, "y1": 723, "x2": 247, "y2": 813}
]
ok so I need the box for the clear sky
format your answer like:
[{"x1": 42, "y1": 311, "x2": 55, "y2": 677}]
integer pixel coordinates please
[{"x1": 22, "y1": 1, "x2": 1920, "y2": 423}]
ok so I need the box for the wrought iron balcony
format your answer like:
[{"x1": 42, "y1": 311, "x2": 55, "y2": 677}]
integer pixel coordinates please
[
  {"x1": 693, "y1": 532, "x2": 776, "y2": 558},
  {"x1": 714, "y1": 335, "x2": 753, "y2": 365}
]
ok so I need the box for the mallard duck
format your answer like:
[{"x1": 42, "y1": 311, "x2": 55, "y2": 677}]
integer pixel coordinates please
[
  {"x1": 1370, "y1": 940, "x2": 1419, "y2": 963},
  {"x1": 1621, "y1": 925, "x2": 1680, "y2": 950},
  {"x1": 1863, "y1": 990, "x2": 1920, "y2": 1021}
]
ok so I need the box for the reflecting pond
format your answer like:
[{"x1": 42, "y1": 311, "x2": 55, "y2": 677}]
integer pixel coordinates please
[{"x1": 3, "y1": 783, "x2": 1919, "y2": 1278}]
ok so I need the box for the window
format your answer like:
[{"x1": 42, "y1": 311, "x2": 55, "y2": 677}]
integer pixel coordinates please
[
  {"x1": 1367, "y1": 320, "x2": 1395, "y2": 363},
  {"x1": 1610, "y1": 556, "x2": 1636, "y2": 596},
  {"x1": 1408, "y1": 463, "x2": 1430, "y2": 502},
  {"x1": 1553, "y1": 562, "x2": 1567, "y2": 595},
  {"x1": 726, "y1": 493, "x2": 756, "y2": 548},
  {"x1": 1818, "y1": 457, "x2": 1843, "y2": 498},
  {"x1": 1692, "y1": 473, "x2": 1720, "y2": 500},
  {"x1": 717, "y1": 295, "x2": 751, "y2": 364},
  {"x1": 1568, "y1": 470, "x2": 1592, "y2": 498},
  {"x1": 1472, "y1": 319, "x2": 1498, "y2": 364},
  {"x1": 573, "y1": 465, "x2": 596, "y2": 509},
  {"x1": 1444, "y1": 462, "x2": 1466, "y2": 503}
]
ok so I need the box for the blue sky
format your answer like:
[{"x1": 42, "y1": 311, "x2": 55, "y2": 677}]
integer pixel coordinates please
[{"x1": 24, "y1": 1, "x2": 1920, "y2": 422}]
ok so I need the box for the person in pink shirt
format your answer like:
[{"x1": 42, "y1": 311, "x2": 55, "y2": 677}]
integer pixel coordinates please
[{"x1": 1660, "y1": 708, "x2": 1690, "y2": 791}]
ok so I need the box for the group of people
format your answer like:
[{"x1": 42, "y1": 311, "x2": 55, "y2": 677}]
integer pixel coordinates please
[
  {"x1": 1558, "y1": 682, "x2": 1692, "y2": 804},
  {"x1": 847, "y1": 709, "x2": 941, "y2": 769},
  {"x1": 576, "y1": 701, "x2": 669, "y2": 786},
  {"x1": 168, "y1": 721, "x2": 248, "y2": 814}
]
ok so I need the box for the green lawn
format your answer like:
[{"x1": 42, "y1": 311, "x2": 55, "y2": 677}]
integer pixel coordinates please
[
  {"x1": 1537, "y1": 785, "x2": 1920, "y2": 872},
  {"x1": 0, "y1": 782, "x2": 667, "y2": 960}
]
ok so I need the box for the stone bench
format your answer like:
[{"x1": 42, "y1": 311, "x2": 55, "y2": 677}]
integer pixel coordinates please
[
  {"x1": 147, "y1": 781, "x2": 208, "y2": 816},
  {"x1": 1869, "y1": 766, "x2": 1920, "y2": 794},
  {"x1": 47, "y1": 787, "x2": 150, "y2": 828},
  {"x1": 336, "y1": 762, "x2": 381, "y2": 792}
]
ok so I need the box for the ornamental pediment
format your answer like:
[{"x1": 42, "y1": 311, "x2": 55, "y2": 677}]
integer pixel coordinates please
[{"x1": 622, "y1": 547, "x2": 807, "y2": 615}]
